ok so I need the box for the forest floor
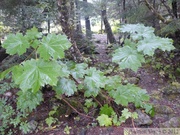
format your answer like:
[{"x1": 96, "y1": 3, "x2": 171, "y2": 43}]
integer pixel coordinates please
[{"x1": 27, "y1": 34, "x2": 180, "y2": 135}]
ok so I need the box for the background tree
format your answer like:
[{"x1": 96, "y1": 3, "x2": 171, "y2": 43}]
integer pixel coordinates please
[
  {"x1": 57, "y1": 0, "x2": 84, "y2": 62},
  {"x1": 82, "y1": 0, "x2": 92, "y2": 39},
  {"x1": 92, "y1": 0, "x2": 116, "y2": 43},
  {"x1": 0, "y1": 0, "x2": 57, "y2": 33}
]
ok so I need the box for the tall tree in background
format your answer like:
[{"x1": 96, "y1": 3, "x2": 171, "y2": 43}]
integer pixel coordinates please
[
  {"x1": 101, "y1": 1, "x2": 116, "y2": 43},
  {"x1": 122, "y1": 0, "x2": 126, "y2": 23},
  {"x1": 75, "y1": 0, "x2": 82, "y2": 33},
  {"x1": 172, "y1": 0, "x2": 178, "y2": 18},
  {"x1": 83, "y1": 0, "x2": 92, "y2": 39},
  {"x1": 0, "y1": 0, "x2": 57, "y2": 33},
  {"x1": 57, "y1": 0, "x2": 84, "y2": 62},
  {"x1": 93, "y1": 0, "x2": 116, "y2": 43}
]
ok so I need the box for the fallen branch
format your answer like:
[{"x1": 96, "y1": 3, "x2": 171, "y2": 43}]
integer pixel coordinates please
[{"x1": 62, "y1": 98, "x2": 94, "y2": 119}]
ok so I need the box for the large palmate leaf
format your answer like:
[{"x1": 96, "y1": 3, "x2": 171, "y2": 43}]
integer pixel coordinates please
[
  {"x1": 105, "y1": 75, "x2": 121, "y2": 91},
  {"x1": 2, "y1": 33, "x2": 30, "y2": 55},
  {"x1": 56, "y1": 60, "x2": 70, "y2": 78},
  {"x1": 12, "y1": 59, "x2": 61, "y2": 93},
  {"x1": 109, "y1": 85, "x2": 130, "y2": 106},
  {"x1": 37, "y1": 34, "x2": 71, "y2": 60},
  {"x1": 109, "y1": 84, "x2": 149, "y2": 107},
  {"x1": 137, "y1": 36, "x2": 174, "y2": 56},
  {"x1": 25, "y1": 27, "x2": 42, "y2": 41},
  {"x1": 112, "y1": 46, "x2": 145, "y2": 72},
  {"x1": 54, "y1": 78, "x2": 77, "y2": 96},
  {"x1": 84, "y1": 67, "x2": 107, "y2": 97},
  {"x1": 119, "y1": 24, "x2": 155, "y2": 40},
  {"x1": 85, "y1": 67, "x2": 106, "y2": 88},
  {"x1": 71, "y1": 63, "x2": 88, "y2": 79},
  {"x1": 97, "y1": 114, "x2": 112, "y2": 126},
  {"x1": 17, "y1": 90, "x2": 43, "y2": 113},
  {"x1": 0, "y1": 66, "x2": 17, "y2": 80},
  {"x1": 25, "y1": 27, "x2": 42, "y2": 49}
]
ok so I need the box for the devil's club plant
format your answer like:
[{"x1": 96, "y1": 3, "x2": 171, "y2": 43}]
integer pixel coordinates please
[
  {"x1": 0, "y1": 24, "x2": 175, "y2": 133},
  {"x1": 112, "y1": 24, "x2": 175, "y2": 72}
]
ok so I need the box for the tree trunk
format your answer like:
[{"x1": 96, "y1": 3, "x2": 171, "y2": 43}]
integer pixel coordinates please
[
  {"x1": 122, "y1": 0, "x2": 126, "y2": 23},
  {"x1": 83, "y1": 0, "x2": 92, "y2": 39},
  {"x1": 101, "y1": 15, "x2": 103, "y2": 34},
  {"x1": 172, "y1": 0, "x2": 178, "y2": 18},
  {"x1": 102, "y1": 9, "x2": 116, "y2": 44},
  {"x1": 57, "y1": 0, "x2": 84, "y2": 62},
  {"x1": 75, "y1": 0, "x2": 82, "y2": 33},
  {"x1": 85, "y1": 16, "x2": 92, "y2": 39}
]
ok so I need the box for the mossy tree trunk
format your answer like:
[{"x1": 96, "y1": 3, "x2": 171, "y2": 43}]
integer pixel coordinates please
[{"x1": 57, "y1": 0, "x2": 84, "y2": 62}]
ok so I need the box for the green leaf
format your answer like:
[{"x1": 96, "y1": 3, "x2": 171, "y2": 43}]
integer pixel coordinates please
[
  {"x1": 71, "y1": 63, "x2": 88, "y2": 79},
  {"x1": 49, "y1": 106, "x2": 58, "y2": 116},
  {"x1": 132, "y1": 112, "x2": 138, "y2": 119},
  {"x1": 97, "y1": 114, "x2": 112, "y2": 126},
  {"x1": 105, "y1": 75, "x2": 121, "y2": 91},
  {"x1": 25, "y1": 27, "x2": 42, "y2": 41},
  {"x1": 31, "y1": 39, "x2": 41, "y2": 49},
  {"x1": 121, "y1": 108, "x2": 132, "y2": 119},
  {"x1": 85, "y1": 67, "x2": 106, "y2": 88},
  {"x1": 84, "y1": 98, "x2": 93, "y2": 108},
  {"x1": 148, "y1": 106, "x2": 155, "y2": 117},
  {"x1": 137, "y1": 36, "x2": 175, "y2": 56},
  {"x1": 45, "y1": 117, "x2": 56, "y2": 127},
  {"x1": 158, "y1": 38, "x2": 175, "y2": 52},
  {"x1": 100, "y1": 104, "x2": 114, "y2": 116},
  {"x1": 120, "y1": 24, "x2": 155, "y2": 40},
  {"x1": 13, "y1": 59, "x2": 61, "y2": 93},
  {"x1": 19, "y1": 121, "x2": 31, "y2": 134},
  {"x1": 142, "y1": 103, "x2": 154, "y2": 116},
  {"x1": 0, "y1": 66, "x2": 16, "y2": 80},
  {"x1": 17, "y1": 90, "x2": 43, "y2": 113},
  {"x1": 84, "y1": 87, "x2": 100, "y2": 97},
  {"x1": 54, "y1": 78, "x2": 77, "y2": 96},
  {"x1": 57, "y1": 61, "x2": 70, "y2": 77},
  {"x1": 112, "y1": 113, "x2": 121, "y2": 126},
  {"x1": 134, "y1": 90, "x2": 150, "y2": 107},
  {"x1": 123, "y1": 39, "x2": 137, "y2": 47},
  {"x1": 84, "y1": 67, "x2": 106, "y2": 97},
  {"x1": 109, "y1": 84, "x2": 149, "y2": 107},
  {"x1": 112, "y1": 46, "x2": 145, "y2": 72},
  {"x1": 84, "y1": 98, "x2": 97, "y2": 108},
  {"x1": 109, "y1": 86, "x2": 129, "y2": 106},
  {"x1": 2, "y1": 33, "x2": 30, "y2": 55},
  {"x1": 37, "y1": 34, "x2": 71, "y2": 60}
]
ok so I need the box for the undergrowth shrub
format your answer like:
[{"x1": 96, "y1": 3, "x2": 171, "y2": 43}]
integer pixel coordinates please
[{"x1": 0, "y1": 24, "x2": 175, "y2": 134}]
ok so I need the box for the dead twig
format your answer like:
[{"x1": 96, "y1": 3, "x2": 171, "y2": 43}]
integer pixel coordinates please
[{"x1": 62, "y1": 98, "x2": 94, "y2": 119}]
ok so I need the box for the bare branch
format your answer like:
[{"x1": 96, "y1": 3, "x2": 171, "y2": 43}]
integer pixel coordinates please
[
  {"x1": 144, "y1": 0, "x2": 168, "y2": 24},
  {"x1": 160, "y1": 0, "x2": 175, "y2": 18}
]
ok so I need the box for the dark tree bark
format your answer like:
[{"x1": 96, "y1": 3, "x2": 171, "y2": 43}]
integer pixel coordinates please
[
  {"x1": 85, "y1": 16, "x2": 91, "y2": 39},
  {"x1": 0, "y1": 41, "x2": 8, "y2": 63},
  {"x1": 75, "y1": 0, "x2": 82, "y2": 33},
  {"x1": 57, "y1": 0, "x2": 84, "y2": 62},
  {"x1": 172, "y1": 0, "x2": 178, "y2": 18},
  {"x1": 102, "y1": 9, "x2": 116, "y2": 44},
  {"x1": 83, "y1": 0, "x2": 92, "y2": 39}
]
